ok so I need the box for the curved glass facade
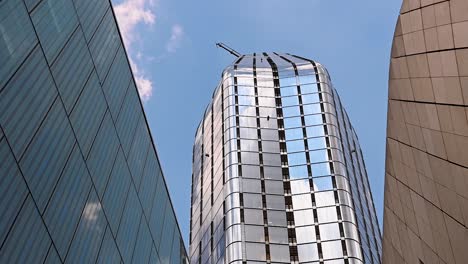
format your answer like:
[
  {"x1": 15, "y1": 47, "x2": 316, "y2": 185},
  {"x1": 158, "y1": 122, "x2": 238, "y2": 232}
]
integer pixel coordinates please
[
  {"x1": 383, "y1": 0, "x2": 468, "y2": 263},
  {"x1": 189, "y1": 53, "x2": 381, "y2": 264},
  {"x1": 0, "y1": 0, "x2": 187, "y2": 263}
]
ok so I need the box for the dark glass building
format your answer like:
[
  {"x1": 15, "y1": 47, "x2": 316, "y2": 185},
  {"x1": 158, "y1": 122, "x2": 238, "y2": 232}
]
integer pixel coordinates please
[
  {"x1": 0, "y1": 0, "x2": 187, "y2": 263},
  {"x1": 189, "y1": 53, "x2": 381, "y2": 264}
]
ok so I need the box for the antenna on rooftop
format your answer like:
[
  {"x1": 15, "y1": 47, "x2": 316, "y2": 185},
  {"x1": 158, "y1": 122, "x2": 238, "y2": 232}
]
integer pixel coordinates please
[{"x1": 216, "y1": 42, "x2": 241, "y2": 58}]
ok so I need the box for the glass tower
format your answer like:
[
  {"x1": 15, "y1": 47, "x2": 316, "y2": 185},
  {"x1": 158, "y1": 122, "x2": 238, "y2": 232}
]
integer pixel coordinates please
[
  {"x1": 189, "y1": 53, "x2": 381, "y2": 264},
  {"x1": 0, "y1": 0, "x2": 186, "y2": 263}
]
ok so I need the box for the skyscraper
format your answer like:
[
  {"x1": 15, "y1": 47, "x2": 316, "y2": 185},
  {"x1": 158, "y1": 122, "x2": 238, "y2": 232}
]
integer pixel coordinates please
[
  {"x1": 189, "y1": 52, "x2": 381, "y2": 264},
  {"x1": 0, "y1": 0, "x2": 186, "y2": 263},
  {"x1": 383, "y1": 0, "x2": 468, "y2": 263}
]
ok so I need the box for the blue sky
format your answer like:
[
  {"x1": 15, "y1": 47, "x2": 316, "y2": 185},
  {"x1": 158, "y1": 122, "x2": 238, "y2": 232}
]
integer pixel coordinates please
[{"x1": 113, "y1": 0, "x2": 402, "y2": 245}]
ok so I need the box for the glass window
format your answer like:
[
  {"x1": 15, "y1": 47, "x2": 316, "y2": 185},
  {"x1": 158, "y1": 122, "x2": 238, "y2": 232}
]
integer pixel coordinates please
[
  {"x1": 158, "y1": 209, "x2": 176, "y2": 263},
  {"x1": 115, "y1": 83, "x2": 140, "y2": 156},
  {"x1": 132, "y1": 217, "x2": 151, "y2": 263},
  {"x1": 240, "y1": 139, "x2": 258, "y2": 152},
  {"x1": 315, "y1": 191, "x2": 336, "y2": 207},
  {"x1": 266, "y1": 211, "x2": 287, "y2": 227},
  {"x1": 0, "y1": 0, "x2": 37, "y2": 89},
  {"x1": 308, "y1": 137, "x2": 327, "y2": 150},
  {"x1": 296, "y1": 226, "x2": 316, "y2": 244},
  {"x1": 304, "y1": 114, "x2": 323, "y2": 126},
  {"x1": 243, "y1": 179, "x2": 261, "y2": 193},
  {"x1": 244, "y1": 225, "x2": 265, "y2": 242},
  {"x1": 51, "y1": 29, "x2": 94, "y2": 113},
  {"x1": 31, "y1": 0, "x2": 78, "y2": 63},
  {"x1": 0, "y1": 139, "x2": 28, "y2": 245},
  {"x1": 149, "y1": 246, "x2": 163, "y2": 264},
  {"x1": 257, "y1": 87, "x2": 275, "y2": 97},
  {"x1": 283, "y1": 106, "x2": 301, "y2": 118},
  {"x1": 0, "y1": 197, "x2": 51, "y2": 263},
  {"x1": 290, "y1": 179, "x2": 310, "y2": 195},
  {"x1": 281, "y1": 96, "x2": 299, "y2": 107},
  {"x1": 263, "y1": 166, "x2": 282, "y2": 180},
  {"x1": 244, "y1": 209, "x2": 263, "y2": 225},
  {"x1": 301, "y1": 83, "x2": 319, "y2": 93},
  {"x1": 259, "y1": 116, "x2": 278, "y2": 129},
  {"x1": 309, "y1": 149, "x2": 328, "y2": 163},
  {"x1": 319, "y1": 223, "x2": 341, "y2": 241},
  {"x1": 288, "y1": 152, "x2": 307, "y2": 166},
  {"x1": 86, "y1": 111, "x2": 120, "y2": 197},
  {"x1": 313, "y1": 177, "x2": 333, "y2": 192},
  {"x1": 286, "y1": 139, "x2": 305, "y2": 153},
  {"x1": 297, "y1": 243, "x2": 319, "y2": 262},
  {"x1": 237, "y1": 77, "x2": 254, "y2": 86},
  {"x1": 89, "y1": 9, "x2": 120, "y2": 82},
  {"x1": 242, "y1": 165, "x2": 260, "y2": 179},
  {"x1": 262, "y1": 141, "x2": 280, "y2": 153},
  {"x1": 73, "y1": 0, "x2": 109, "y2": 41},
  {"x1": 322, "y1": 241, "x2": 343, "y2": 259},
  {"x1": 289, "y1": 165, "x2": 309, "y2": 179},
  {"x1": 237, "y1": 86, "x2": 255, "y2": 96},
  {"x1": 268, "y1": 227, "x2": 288, "y2": 244},
  {"x1": 292, "y1": 194, "x2": 312, "y2": 210},
  {"x1": 269, "y1": 244, "x2": 290, "y2": 263},
  {"x1": 317, "y1": 206, "x2": 338, "y2": 223},
  {"x1": 238, "y1": 95, "x2": 255, "y2": 106},
  {"x1": 285, "y1": 128, "x2": 303, "y2": 140},
  {"x1": 263, "y1": 153, "x2": 281, "y2": 166},
  {"x1": 240, "y1": 128, "x2": 258, "y2": 139},
  {"x1": 293, "y1": 209, "x2": 314, "y2": 226},
  {"x1": 97, "y1": 227, "x2": 121, "y2": 263},
  {"x1": 43, "y1": 146, "x2": 92, "y2": 259},
  {"x1": 0, "y1": 47, "x2": 57, "y2": 159},
  {"x1": 302, "y1": 93, "x2": 320, "y2": 104},
  {"x1": 303, "y1": 103, "x2": 322, "y2": 115},
  {"x1": 239, "y1": 116, "x2": 256, "y2": 127},
  {"x1": 138, "y1": 150, "x2": 161, "y2": 216},
  {"x1": 299, "y1": 75, "x2": 316, "y2": 85},
  {"x1": 127, "y1": 118, "x2": 151, "y2": 187},
  {"x1": 70, "y1": 71, "x2": 107, "y2": 156},
  {"x1": 280, "y1": 76, "x2": 297, "y2": 87},
  {"x1": 280, "y1": 86, "x2": 297, "y2": 96},
  {"x1": 238, "y1": 105, "x2": 256, "y2": 116},
  {"x1": 102, "y1": 149, "x2": 131, "y2": 235},
  {"x1": 241, "y1": 152, "x2": 259, "y2": 165},
  {"x1": 284, "y1": 117, "x2": 302, "y2": 128},
  {"x1": 243, "y1": 193, "x2": 262, "y2": 208},
  {"x1": 245, "y1": 243, "x2": 265, "y2": 261},
  {"x1": 258, "y1": 96, "x2": 275, "y2": 107},
  {"x1": 306, "y1": 125, "x2": 325, "y2": 137},
  {"x1": 19, "y1": 99, "x2": 75, "y2": 212},
  {"x1": 311, "y1": 162, "x2": 331, "y2": 177},
  {"x1": 266, "y1": 195, "x2": 285, "y2": 210},
  {"x1": 67, "y1": 190, "x2": 106, "y2": 263},
  {"x1": 265, "y1": 180, "x2": 283, "y2": 195}
]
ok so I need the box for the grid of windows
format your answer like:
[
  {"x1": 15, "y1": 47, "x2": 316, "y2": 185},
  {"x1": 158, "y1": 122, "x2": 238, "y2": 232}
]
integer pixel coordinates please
[
  {"x1": 190, "y1": 53, "x2": 381, "y2": 264},
  {"x1": 0, "y1": 0, "x2": 187, "y2": 263}
]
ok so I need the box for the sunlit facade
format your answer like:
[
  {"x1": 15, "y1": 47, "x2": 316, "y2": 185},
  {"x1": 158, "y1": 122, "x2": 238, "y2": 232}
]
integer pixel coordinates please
[
  {"x1": 383, "y1": 0, "x2": 468, "y2": 263},
  {"x1": 0, "y1": 0, "x2": 186, "y2": 263},
  {"x1": 189, "y1": 53, "x2": 381, "y2": 264}
]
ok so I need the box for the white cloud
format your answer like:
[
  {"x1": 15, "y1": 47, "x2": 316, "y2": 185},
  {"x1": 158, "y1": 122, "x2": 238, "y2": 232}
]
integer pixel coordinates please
[
  {"x1": 129, "y1": 58, "x2": 153, "y2": 102},
  {"x1": 114, "y1": 0, "x2": 156, "y2": 49},
  {"x1": 114, "y1": 0, "x2": 155, "y2": 102},
  {"x1": 166, "y1": 24, "x2": 184, "y2": 53}
]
